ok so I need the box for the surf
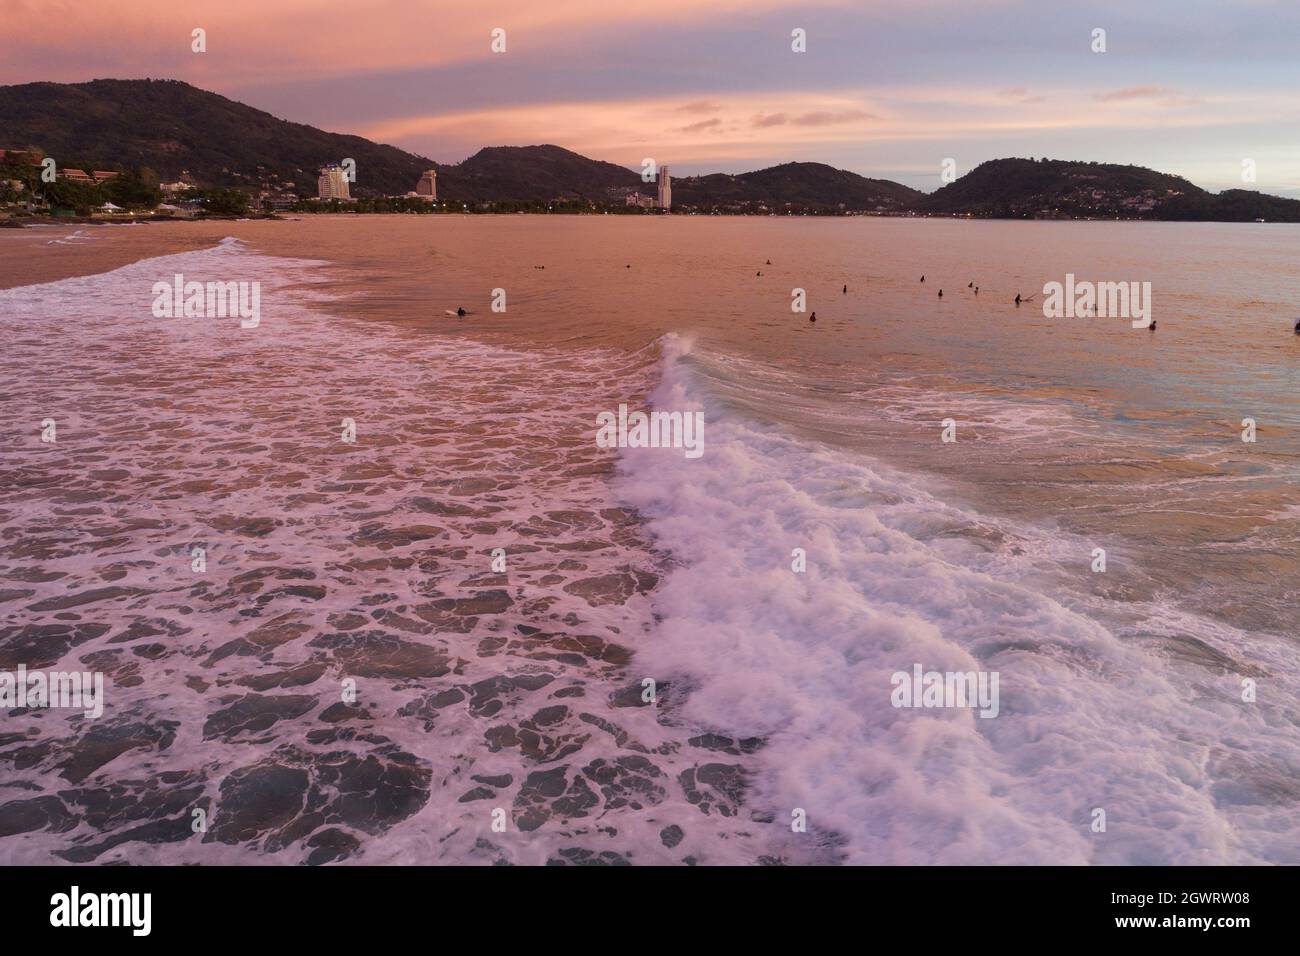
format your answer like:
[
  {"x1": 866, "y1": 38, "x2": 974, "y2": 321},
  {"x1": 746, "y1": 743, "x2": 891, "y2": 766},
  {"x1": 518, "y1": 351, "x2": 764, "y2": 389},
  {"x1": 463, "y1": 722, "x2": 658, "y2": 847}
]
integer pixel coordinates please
[{"x1": 611, "y1": 334, "x2": 1300, "y2": 864}]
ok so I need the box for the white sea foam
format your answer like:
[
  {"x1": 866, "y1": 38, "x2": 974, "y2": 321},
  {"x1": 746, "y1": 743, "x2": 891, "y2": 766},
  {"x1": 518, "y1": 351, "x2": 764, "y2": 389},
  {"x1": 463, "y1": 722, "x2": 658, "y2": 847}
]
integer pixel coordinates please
[
  {"x1": 0, "y1": 240, "x2": 744, "y2": 865},
  {"x1": 613, "y1": 334, "x2": 1300, "y2": 864},
  {"x1": 4, "y1": 239, "x2": 1297, "y2": 867}
]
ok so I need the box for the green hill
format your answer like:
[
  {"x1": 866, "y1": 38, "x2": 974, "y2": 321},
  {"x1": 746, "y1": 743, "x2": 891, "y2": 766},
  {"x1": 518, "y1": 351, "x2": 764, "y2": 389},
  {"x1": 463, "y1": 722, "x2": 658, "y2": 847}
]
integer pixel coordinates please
[
  {"x1": 918, "y1": 157, "x2": 1300, "y2": 222},
  {"x1": 0, "y1": 78, "x2": 436, "y2": 196},
  {"x1": 444, "y1": 145, "x2": 641, "y2": 202},
  {"x1": 672, "y1": 162, "x2": 923, "y2": 213}
]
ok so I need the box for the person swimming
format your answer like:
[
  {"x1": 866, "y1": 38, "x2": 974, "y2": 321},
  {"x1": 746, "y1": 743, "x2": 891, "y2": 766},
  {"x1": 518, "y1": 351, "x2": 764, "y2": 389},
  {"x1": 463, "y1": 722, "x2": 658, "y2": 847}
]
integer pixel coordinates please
[
  {"x1": 974, "y1": 287, "x2": 979, "y2": 294},
  {"x1": 968, "y1": 281, "x2": 974, "y2": 288},
  {"x1": 766, "y1": 259, "x2": 771, "y2": 265}
]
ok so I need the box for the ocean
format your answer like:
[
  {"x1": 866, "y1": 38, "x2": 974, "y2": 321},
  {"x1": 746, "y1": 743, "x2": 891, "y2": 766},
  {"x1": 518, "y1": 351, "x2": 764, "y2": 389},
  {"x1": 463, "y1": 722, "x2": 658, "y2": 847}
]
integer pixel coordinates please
[{"x1": 0, "y1": 215, "x2": 1297, "y2": 865}]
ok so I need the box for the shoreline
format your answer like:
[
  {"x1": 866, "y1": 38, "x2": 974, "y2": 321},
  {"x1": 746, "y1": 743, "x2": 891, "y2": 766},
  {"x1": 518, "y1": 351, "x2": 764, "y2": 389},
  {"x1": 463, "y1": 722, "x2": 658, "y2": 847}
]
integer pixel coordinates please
[
  {"x1": 6, "y1": 210, "x2": 1296, "y2": 293},
  {"x1": 5, "y1": 210, "x2": 1297, "y2": 228},
  {"x1": 0, "y1": 213, "x2": 283, "y2": 227}
]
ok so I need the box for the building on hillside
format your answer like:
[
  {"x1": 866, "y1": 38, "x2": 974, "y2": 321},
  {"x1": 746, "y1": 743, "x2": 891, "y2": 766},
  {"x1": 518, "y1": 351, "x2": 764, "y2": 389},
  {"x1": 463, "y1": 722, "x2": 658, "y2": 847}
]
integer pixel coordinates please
[
  {"x1": 0, "y1": 148, "x2": 44, "y2": 166},
  {"x1": 624, "y1": 190, "x2": 655, "y2": 208},
  {"x1": 415, "y1": 169, "x2": 437, "y2": 201},
  {"x1": 657, "y1": 166, "x2": 672, "y2": 210},
  {"x1": 317, "y1": 164, "x2": 352, "y2": 201},
  {"x1": 261, "y1": 193, "x2": 299, "y2": 211},
  {"x1": 155, "y1": 203, "x2": 196, "y2": 219},
  {"x1": 55, "y1": 168, "x2": 119, "y2": 184}
]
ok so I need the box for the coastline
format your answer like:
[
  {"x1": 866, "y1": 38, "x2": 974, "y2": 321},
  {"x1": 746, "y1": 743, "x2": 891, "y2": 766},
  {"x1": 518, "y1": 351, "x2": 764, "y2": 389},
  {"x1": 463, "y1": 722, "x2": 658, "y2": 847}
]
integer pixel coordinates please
[{"x1": 6, "y1": 213, "x2": 1297, "y2": 296}]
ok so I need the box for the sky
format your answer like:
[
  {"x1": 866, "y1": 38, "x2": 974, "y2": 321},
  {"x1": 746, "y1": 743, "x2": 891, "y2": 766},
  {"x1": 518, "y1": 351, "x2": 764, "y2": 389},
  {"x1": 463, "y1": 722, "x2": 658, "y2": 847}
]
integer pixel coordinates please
[{"x1": 2, "y1": 0, "x2": 1298, "y2": 195}]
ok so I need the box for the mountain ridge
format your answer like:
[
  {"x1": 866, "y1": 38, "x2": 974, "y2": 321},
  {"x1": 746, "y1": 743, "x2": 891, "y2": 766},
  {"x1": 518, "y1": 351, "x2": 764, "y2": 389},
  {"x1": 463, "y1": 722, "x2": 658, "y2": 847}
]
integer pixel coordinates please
[
  {"x1": 918, "y1": 157, "x2": 1300, "y2": 221},
  {"x1": 2, "y1": 79, "x2": 1297, "y2": 220}
]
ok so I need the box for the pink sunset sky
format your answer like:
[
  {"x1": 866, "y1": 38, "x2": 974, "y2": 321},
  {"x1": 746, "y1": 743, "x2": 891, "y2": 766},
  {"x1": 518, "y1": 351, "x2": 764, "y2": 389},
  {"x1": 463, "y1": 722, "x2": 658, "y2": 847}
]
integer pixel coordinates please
[{"x1": 2, "y1": 0, "x2": 1297, "y2": 194}]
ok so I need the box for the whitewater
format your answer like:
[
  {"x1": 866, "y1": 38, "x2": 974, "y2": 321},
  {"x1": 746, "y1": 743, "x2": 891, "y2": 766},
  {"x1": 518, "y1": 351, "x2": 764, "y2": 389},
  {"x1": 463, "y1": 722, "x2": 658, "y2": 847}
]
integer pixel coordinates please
[{"x1": 1, "y1": 236, "x2": 1297, "y2": 865}]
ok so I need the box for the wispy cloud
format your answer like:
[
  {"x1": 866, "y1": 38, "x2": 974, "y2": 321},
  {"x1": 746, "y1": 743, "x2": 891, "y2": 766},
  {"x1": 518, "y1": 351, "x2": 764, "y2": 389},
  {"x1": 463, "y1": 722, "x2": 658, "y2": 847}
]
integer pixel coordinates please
[
  {"x1": 751, "y1": 109, "x2": 874, "y2": 128},
  {"x1": 1094, "y1": 85, "x2": 1171, "y2": 102},
  {"x1": 678, "y1": 117, "x2": 723, "y2": 133},
  {"x1": 790, "y1": 109, "x2": 875, "y2": 126},
  {"x1": 997, "y1": 87, "x2": 1045, "y2": 103},
  {"x1": 1093, "y1": 85, "x2": 1202, "y2": 107}
]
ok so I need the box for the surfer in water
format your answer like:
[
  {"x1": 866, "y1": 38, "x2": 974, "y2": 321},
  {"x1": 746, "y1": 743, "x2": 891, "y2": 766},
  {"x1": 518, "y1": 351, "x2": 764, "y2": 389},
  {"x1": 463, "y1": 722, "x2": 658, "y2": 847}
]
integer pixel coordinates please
[
  {"x1": 1148, "y1": 320, "x2": 1157, "y2": 331},
  {"x1": 810, "y1": 312, "x2": 817, "y2": 323},
  {"x1": 456, "y1": 307, "x2": 467, "y2": 316},
  {"x1": 1294, "y1": 319, "x2": 1300, "y2": 334},
  {"x1": 843, "y1": 284, "x2": 847, "y2": 294},
  {"x1": 920, "y1": 275, "x2": 925, "y2": 283},
  {"x1": 938, "y1": 289, "x2": 943, "y2": 298},
  {"x1": 1014, "y1": 294, "x2": 1022, "y2": 305}
]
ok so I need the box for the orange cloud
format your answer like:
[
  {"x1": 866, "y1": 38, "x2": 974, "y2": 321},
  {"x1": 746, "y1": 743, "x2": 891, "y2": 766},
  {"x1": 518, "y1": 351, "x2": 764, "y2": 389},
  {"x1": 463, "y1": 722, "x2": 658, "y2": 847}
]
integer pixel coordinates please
[
  {"x1": 358, "y1": 84, "x2": 1300, "y2": 172},
  {"x1": 1094, "y1": 85, "x2": 1171, "y2": 102},
  {"x1": 678, "y1": 118, "x2": 724, "y2": 134},
  {"x1": 676, "y1": 101, "x2": 723, "y2": 114},
  {"x1": 0, "y1": 0, "x2": 825, "y2": 85}
]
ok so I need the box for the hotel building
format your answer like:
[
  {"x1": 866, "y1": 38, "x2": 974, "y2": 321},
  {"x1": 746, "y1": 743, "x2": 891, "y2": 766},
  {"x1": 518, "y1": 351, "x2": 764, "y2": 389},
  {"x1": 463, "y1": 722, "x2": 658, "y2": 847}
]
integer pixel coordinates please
[
  {"x1": 415, "y1": 169, "x2": 437, "y2": 201},
  {"x1": 317, "y1": 164, "x2": 351, "y2": 201}
]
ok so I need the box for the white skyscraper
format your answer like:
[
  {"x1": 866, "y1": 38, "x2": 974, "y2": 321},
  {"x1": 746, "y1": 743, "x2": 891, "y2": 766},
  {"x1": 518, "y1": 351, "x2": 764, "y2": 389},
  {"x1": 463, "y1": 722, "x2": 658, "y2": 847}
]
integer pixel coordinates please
[
  {"x1": 317, "y1": 164, "x2": 351, "y2": 201},
  {"x1": 657, "y1": 165, "x2": 672, "y2": 210}
]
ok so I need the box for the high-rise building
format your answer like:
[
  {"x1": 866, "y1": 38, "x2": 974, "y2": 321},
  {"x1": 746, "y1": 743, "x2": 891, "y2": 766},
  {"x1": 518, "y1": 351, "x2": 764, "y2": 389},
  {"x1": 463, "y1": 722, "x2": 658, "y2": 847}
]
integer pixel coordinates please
[
  {"x1": 416, "y1": 169, "x2": 438, "y2": 201},
  {"x1": 657, "y1": 165, "x2": 672, "y2": 210},
  {"x1": 317, "y1": 164, "x2": 351, "y2": 201}
]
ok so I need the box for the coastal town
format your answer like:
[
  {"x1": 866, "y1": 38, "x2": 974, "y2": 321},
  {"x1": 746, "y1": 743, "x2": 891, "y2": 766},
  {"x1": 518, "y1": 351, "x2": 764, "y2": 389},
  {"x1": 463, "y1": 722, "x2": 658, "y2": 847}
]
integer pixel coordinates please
[
  {"x1": 0, "y1": 123, "x2": 1292, "y2": 223},
  {"x1": 0, "y1": 144, "x2": 678, "y2": 221}
]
